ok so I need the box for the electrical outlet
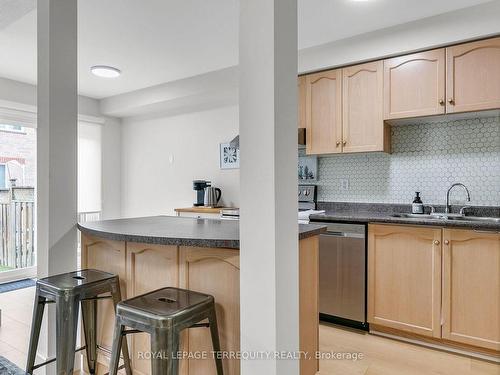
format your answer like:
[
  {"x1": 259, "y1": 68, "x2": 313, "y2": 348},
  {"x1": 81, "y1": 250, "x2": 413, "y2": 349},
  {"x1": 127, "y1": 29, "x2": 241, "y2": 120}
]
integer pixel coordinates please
[{"x1": 340, "y1": 179, "x2": 349, "y2": 191}]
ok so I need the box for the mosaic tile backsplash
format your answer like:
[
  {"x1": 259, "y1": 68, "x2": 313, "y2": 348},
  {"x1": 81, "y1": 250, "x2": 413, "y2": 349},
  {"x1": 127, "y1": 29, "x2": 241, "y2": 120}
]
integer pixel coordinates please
[{"x1": 314, "y1": 116, "x2": 500, "y2": 206}]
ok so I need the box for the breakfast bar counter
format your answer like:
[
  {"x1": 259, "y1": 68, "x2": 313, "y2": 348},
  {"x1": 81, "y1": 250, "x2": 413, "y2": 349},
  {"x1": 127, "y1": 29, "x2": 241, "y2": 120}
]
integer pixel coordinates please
[
  {"x1": 78, "y1": 216, "x2": 325, "y2": 375},
  {"x1": 78, "y1": 215, "x2": 327, "y2": 249}
]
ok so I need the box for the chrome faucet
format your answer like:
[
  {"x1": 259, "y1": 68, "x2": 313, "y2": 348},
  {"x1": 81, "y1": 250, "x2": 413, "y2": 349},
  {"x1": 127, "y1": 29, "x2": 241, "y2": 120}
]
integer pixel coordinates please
[{"x1": 446, "y1": 183, "x2": 471, "y2": 213}]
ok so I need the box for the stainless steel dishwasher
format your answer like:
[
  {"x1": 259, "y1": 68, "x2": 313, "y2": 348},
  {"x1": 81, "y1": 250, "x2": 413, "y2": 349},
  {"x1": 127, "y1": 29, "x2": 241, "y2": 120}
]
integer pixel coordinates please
[{"x1": 317, "y1": 222, "x2": 367, "y2": 329}]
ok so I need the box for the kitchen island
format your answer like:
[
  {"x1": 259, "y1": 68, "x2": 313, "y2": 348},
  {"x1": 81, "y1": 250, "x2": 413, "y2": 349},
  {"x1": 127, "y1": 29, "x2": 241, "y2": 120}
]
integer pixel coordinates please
[{"x1": 78, "y1": 216, "x2": 325, "y2": 375}]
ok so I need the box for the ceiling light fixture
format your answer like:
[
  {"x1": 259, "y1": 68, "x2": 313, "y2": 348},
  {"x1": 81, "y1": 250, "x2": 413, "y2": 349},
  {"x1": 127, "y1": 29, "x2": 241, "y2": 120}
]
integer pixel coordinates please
[{"x1": 90, "y1": 65, "x2": 121, "y2": 78}]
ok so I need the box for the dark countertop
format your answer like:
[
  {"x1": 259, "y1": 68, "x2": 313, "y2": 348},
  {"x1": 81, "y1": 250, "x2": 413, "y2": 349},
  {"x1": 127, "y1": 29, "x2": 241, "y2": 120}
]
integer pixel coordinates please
[
  {"x1": 78, "y1": 216, "x2": 326, "y2": 249},
  {"x1": 310, "y1": 202, "x2": 500, "y2": 231}
]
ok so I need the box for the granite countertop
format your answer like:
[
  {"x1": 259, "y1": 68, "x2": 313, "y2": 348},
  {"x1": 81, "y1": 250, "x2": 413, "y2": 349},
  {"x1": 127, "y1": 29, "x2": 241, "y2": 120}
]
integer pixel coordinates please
[
  {"x1": 78, "y1": 216, "x2": 326, "y2": 249},
  {"x1": 310, "y1": 202, "x2": 500, "y2": 231}
]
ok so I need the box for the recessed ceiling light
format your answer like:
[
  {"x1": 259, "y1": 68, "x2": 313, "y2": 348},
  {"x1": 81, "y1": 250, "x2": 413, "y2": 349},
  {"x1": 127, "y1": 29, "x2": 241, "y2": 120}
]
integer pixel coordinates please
[{"x1": 90, "y1": 65, "x2": 121, "y2": 78}]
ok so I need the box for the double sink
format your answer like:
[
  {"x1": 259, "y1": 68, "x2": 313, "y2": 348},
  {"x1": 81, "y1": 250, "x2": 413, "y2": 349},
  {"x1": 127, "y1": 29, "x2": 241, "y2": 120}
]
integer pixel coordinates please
[{"x1": 391, "y1": 213, "x2": 500, "y2": 224}]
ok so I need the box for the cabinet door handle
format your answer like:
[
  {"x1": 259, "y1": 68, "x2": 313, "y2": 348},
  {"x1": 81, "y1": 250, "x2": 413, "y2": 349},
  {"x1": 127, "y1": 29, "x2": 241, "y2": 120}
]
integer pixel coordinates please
[
  {"x1": 434, "y1": 240, "x2": 440, "y2": 245},
  {"x1": 448, "y1": 98, "x2": 454, "y2": 105},
  {"x1": 343, "y1": 140, "x2": 347, "y2": 146},
  {"x1": 336, "y1": 141, "x2": 341, "y2": 147},
  {"x1": 444, "y1": 240, "x2": 449, "y2": 245},
  {"x1": 439, "y1": 99, "x2": 445, "y2": 105}
]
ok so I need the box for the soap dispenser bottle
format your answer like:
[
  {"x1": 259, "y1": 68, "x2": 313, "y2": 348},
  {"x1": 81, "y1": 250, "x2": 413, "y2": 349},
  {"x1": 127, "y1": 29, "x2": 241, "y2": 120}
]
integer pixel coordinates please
[{"x1": 412, "y1": 192, "x2": 424, "y2": 214}]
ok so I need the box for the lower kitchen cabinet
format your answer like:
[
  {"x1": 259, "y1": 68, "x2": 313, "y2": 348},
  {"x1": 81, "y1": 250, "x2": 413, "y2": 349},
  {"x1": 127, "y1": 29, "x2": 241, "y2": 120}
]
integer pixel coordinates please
[
  {"x1": 80, "y1": 233, "x2": 320, "y2": 375},
  {"x1": 368, "y1": 224, "x2": 500, "y2": 353},
  {"x1": 442, "y1": 229, "x2": 500, "y2": 351},
  {"x1": 368, "y1": 224, "x2": 442, "y2": 337},
  {"x1": 178, "y1": 247, "x2": 241, "y2": 375},
  {"x1": 80, "y1": 236, "x2": 128, "y2": 374},
  {"x1": 126, "y1": 243, "x2": 179, "y2": 375}
]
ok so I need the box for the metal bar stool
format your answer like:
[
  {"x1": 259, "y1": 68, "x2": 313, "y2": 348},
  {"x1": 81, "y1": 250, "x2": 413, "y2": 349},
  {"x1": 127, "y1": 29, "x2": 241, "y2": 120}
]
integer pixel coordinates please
[
  {"x1": 108, "y1": 287, "x2": 224, "y2": 375},
  {"x1": 26, "y1": 269, "x2": 132, "y2": 375}
]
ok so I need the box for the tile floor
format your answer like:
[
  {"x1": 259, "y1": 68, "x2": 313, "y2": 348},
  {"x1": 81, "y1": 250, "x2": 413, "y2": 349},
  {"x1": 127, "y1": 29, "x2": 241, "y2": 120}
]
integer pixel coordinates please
[{"x1": 0, "y1": 287, "x2": 498, "y2": 375}]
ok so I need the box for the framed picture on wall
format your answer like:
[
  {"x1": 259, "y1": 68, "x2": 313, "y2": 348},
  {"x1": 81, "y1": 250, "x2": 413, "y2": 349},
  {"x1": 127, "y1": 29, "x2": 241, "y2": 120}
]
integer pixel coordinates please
[
  {"x1": 220, "y1": 143, "x2": 240, "y2": 169},
  {"x1": 298, "y1": 156, "x2": 318, "y2": 182}
]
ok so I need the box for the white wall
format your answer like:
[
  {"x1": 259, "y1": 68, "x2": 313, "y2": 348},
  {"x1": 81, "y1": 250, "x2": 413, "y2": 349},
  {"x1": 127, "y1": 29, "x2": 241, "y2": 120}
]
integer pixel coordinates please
[
  {"x1": 121, "y1": 105, "x2": 239, "y2": 217},
  {"x1": 101, "y1": 117, "x2": 122, "y2": 219},
  {"x1": 78, "y1": 121, "x2": 102, "y2": 212},
  {"x1": 299, "y1": 1, "x2": 500, "y2": 73}
]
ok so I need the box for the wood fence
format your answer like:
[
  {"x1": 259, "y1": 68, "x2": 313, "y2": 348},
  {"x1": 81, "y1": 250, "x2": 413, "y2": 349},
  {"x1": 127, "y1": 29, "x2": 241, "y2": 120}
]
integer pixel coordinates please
[{"x1": 0, "y1": 187, "x2": 35, "y2": 269}]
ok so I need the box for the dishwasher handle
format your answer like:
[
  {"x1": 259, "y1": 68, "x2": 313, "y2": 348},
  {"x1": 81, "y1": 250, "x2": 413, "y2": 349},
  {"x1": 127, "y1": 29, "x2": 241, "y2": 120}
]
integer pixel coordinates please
[{"x1": 317, "y1": 223, "x2": 366, "y2": 239}]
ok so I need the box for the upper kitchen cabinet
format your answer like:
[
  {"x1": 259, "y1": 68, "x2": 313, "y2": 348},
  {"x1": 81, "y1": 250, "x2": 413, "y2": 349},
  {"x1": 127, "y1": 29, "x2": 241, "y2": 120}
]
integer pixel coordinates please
[
  {"x1": 305, "y1": 69, "x2": 342, "y2": 155},
  {"x1": 298, "y1": 76, "x2": 307, "y2": 129},
  {"x1": 384, "y1": 49, "x2": 446, "y2": 120},
  {"x1": 446, "y1": 37, "x2": 500, "y2": 113},
  {"x1": 343, "y1": 61, "x2": 390, "y2": 153}
]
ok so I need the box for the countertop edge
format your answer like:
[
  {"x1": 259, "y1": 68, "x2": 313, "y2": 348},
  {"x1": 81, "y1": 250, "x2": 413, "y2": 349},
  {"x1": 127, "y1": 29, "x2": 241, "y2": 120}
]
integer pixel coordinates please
[
  {"x1": 309, "y1": 213, "x2": 500, "y2": 231},
  {"x1": 78, "y1": 220, "x2": 326, "y2": 249},
  {"x1": 299, "y1": 224, "x2": 327, "y2": 240},
  {"x1": 77, "y1": 223, "x2": 241, "y2": 249}
]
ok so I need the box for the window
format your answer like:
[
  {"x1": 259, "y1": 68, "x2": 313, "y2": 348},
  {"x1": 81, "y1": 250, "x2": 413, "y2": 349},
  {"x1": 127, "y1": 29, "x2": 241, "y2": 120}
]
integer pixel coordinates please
[{"x1": 0, "y1": 120, "x2": 36, "y2": 277}]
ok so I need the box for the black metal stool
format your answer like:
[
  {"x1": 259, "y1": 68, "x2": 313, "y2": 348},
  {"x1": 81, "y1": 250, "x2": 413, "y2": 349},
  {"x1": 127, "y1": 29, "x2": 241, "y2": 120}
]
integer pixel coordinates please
[
  {"x1": 108, "y1": 287, "x2": 224, "y2": 375},
  {"x1": 26, "y1": 269, "x2": 132, "y2": 375}
]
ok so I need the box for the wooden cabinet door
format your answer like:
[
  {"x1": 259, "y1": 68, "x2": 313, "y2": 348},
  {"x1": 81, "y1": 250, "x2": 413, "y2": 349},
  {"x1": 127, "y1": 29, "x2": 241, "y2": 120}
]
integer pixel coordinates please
[
  {"x1": 179, "y1": 247, "x2": 240, "y2": 375},
  {"x1": 343, "y1": 61, "x2": 389, "y2": 153},
  {"x1": 299, "y1": 236, "x2": 319, "y2": 375},
  {"x1": 305, "y1": 69, "x2": 342, "y2": 154},
  {"x1": 81, "y1": 235, "x2": 127, "y2": 374},
  {"x1": 368, "y1": 224, "x2": 442, "y2": 337},
  {"x1": 446, "y1": 37, "x2": 500, "y2": 113},
  {"x1": 384, "y1": 49, "x2": 445, "y2": 119},
  {"x1": 442, "y1": 229, "x2": 500, "y2": 351},
  {"x1": 298, "y1": 76, "x2": 307, "y2": 129},
  {"x1": 126, "y1": 243, "x2": 179, "y2": 375}
]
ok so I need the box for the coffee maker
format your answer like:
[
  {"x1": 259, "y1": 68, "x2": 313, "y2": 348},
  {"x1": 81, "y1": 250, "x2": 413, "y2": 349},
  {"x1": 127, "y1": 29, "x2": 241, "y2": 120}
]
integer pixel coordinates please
[{"x1": 193, "y1": 180, "x2": 211, "y2": 206}]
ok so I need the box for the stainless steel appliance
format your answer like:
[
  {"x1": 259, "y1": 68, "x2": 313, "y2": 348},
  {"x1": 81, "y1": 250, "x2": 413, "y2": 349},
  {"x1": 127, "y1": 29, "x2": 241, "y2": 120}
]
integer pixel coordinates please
[
  {"x1": 218, "y1": 186, "x2": 317, "y2": 222},
  {"x1": 298, "y1": 185, "x2": 317, "y2": 211},
  {"x1": 317, "y1": 222, "x2": 367, "y2": 329},
  {"x1": 193, "y1": 180, "x2": 210, "y2": 206},
  {"x1": 204, "y1": 186, "x2": 222, "y2": 207},
  {"x1": 220, "y1": 208, "x2": 239, "y2": 220}
]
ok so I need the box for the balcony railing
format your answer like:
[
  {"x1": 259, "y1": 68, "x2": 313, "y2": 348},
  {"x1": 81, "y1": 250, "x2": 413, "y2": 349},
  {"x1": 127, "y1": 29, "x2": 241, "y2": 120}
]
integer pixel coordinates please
[
  {"x1": 0, "y1": 187, "x2": 35, "y2": 270},
  {"x1": 78, "y1": 211, "x2": 101, "y2": 223},
  {"x1": 0, "y1": 186, "x2": 103, "y2": 272}
]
